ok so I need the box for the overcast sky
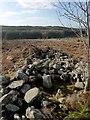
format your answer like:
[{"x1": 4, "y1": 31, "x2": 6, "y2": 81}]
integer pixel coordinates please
[{"x1": 0, "y1": 0, "x2": 81, "y2": 27}]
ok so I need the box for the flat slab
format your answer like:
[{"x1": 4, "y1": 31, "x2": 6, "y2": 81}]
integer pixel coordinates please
[{"x1": 24, "y1": 87, "x2": 39, "y2": 103}]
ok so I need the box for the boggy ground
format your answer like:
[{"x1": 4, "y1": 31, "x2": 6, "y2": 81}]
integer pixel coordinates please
[{"x1": 2, "y1": 38, "x2": 87, "y2": 76}]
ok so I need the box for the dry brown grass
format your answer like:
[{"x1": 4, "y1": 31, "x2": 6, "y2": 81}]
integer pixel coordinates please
[{"x1": 2, "y1": 38, "x2": 87, "y2": 76}]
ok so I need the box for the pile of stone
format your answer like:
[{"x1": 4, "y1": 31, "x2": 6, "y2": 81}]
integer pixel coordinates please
[{"x1": 0, "y1": 49, "x2": 88, "y2": 120}]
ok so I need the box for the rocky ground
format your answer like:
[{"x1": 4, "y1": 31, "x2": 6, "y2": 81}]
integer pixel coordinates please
[
  {"x1": 1, "y1": 38, "x2": 90, "y2": 120},
  {"x1": 2, "y1": 38, "x2": 87, "y2": 76}
]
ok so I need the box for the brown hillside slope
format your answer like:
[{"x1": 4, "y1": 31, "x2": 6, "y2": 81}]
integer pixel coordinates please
[{"x1": 2, "y1": 38, "x2": 87, "y2": 76}]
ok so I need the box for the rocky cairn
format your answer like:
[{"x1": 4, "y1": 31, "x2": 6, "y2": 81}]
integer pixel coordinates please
[{"x1": 0, "y1": 48, "x2": 88, "y2": 120}]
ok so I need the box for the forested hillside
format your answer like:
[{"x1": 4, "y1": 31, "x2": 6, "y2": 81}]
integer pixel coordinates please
[{"x1": 2, "y1": 26, "x2": 80, "y2": 40}]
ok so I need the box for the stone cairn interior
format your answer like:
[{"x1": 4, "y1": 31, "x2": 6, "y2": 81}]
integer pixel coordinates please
[{"x1": 0, "y1": 48, "x2": 88, "y2": 120}]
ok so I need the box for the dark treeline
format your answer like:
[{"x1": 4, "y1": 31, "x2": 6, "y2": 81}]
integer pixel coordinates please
[{"x1": 2, "y1": 26, "x2": 83, "y2": 40}]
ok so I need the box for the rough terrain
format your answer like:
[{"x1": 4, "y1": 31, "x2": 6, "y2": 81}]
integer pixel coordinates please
[
  {"x1": 2, "y1": 38, "x2": 87, "y2": 76},
  {"x1": 1, "y1": 46, "x2": 90, "y2": 120},
  {"x1": 1, "y1": 38, "x2": 90, "y2": 120}
]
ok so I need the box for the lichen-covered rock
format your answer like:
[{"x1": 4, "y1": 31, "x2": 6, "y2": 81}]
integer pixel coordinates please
[
  {"x1": 5, "y1": 104, "x2": 19, "y2": 112},
  {"x1": 42, "y1": 75, "x2": 52, "y2": 89},
  {"x1": 53, "y1": 63, "x2": 61, "y2": 70},
  {"x1": 20, "y1": 84, "x2": 31, "y2": 94},
  {"x1": 21, "y1": 115, "x2": 27, "y2": 120},
  {"x1": 14, "y1": 113, "x2": 21, "y2": 120},
  {"x1": 17, "y1": 98, "x2": 23, "y2": 107},
  {"x1": 0, "y1": 90, "x2": 18, "y2": 104},
  {"x1": 21, "y1": 65, "x2": 28, "y2": 72},
  {"x1": 49, "y1": 60, "x2": 55, "y2": 68},
  {"x1": 26, "y1": 106, "x2": 46, "y2": 120},
  {"x1": 24, "y1": 87, "x2": 39, "y2": 103},
  {"x1": 29, "y1": 76, "x2": 36, "y2": 82},
  {"x1": 16, "y1": 70, "x2": 28, "y2": 82},
  {"x1": 60, "y1": 72, "x2": 69, "y2": 81},
  {"x1": 41, "y1": 101, "x2": 49, "y2": 107},
  {"x1": 55, "y1": 52, "x2": 61, "y2": 59},
  {"x1": 26, "y1": 106, "x2": 35, "y2": 119},
  {"x1": 42, "y1": 59, "x2": 50, "y2": 68},
  {"x1": 75, "y1": 81, "x2": 84, "y2": 89},
  {"x1": 0, "y1": 87, "x2": 8, "y2": 96},
  {"x1": 25, "y1": 69, "x2": 31, "y2": 76},
  {"x1": 8, "y1": 80, "x2": 24, "y2": 89}
]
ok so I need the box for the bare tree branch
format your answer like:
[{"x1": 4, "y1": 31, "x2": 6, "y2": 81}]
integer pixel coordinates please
[{"x1": 54, "y1": 0, "x2": 90, "y2": 91}]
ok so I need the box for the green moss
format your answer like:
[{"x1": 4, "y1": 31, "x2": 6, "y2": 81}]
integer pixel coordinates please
[
  {"x1": 65, "y1": 111, "x2": 90, "y2": 119},
  {"x1": 67, "y1": 85, "x2": 75, "y2": 93}
]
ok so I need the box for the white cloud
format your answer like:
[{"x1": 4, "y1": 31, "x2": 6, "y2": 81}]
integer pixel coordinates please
[
  {"x1": 0, "y1": 10, "x2": 37, "y2": 18},
  {"x1": 0, "y1": 15, "x2": 59, "y2": 26},
  {"x1": 16, "y1": 0, "x2": 56, "y2": 9}
]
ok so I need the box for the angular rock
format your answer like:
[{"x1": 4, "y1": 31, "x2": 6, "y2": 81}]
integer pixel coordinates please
[
  {"x1": 5, "y1": 104, "x2": 19, "y2": 112},
  {"x1": 41, "y1": 68, "x2": 48, "y2": 74},
  {"x1": 20, "y1": 84, "x2": 31, "y2": 94},
  {"x1": 0, "y1": 88, "x2": 8, "y2": 96},
  {"x1": 55, "y1": 52, "x2": 61, "y2": 59},
  {"x1": 26, "y1": 106, "x2": 46, "y2": 120},
  {"x1": 49, "y1": 60, "x2": 55, "y2": 68},
  {"x1": 26, "y1": 106, "x2": 35, "y2": 119},
  {"x1": 42, "y1": 59, "x2": 50, "y2": 68},
  {"x1": 75, "y1": 81, "x2": 84, "y2": 89},
  {"x1": 24, "y1": 87, "x2": 39, "y2": 103},
  {"x1": 60, "y1": 72, "x2": 69, "y2": 81},
  {"x1": 25, "y1": 69, "x2": 30, "y2": 76},
  {"x1": 10, "y1": 76, "x2": 17, "y2": 82},
  {"x1": 14, "y1": 113, "x2": 21, "y2": 120},
  {"x1": 17, "y1": 98, "x2": 23, "y2": 107},
  {"x1": 0, "y1": 76, "x2": 10, "y2": 85},
  {"x1": 41, "y1": 101, "x2": 49, "y2": 107},
  {"x1": 28, "y1": 64, "x2": 34, "y2": 70},
  {"x1": 0, "y1": 90, "x2": 18, "y2": 104},
  {"x1": 29, "y1": 76, "x2": 36, "y2": 82},
  {"x1": 47, "y1": 50, "x2": 54, "y2": 58},
  {"x1": 16, "y1": 70, "x2": 28, "y2": 82},
  {"x1": 58, "y1": 69, "x2": 64, "y2": 75},
  {"x1": 33, "y1": 61, "x2": 40, "y2": 66},
  {"x1": 42, "y1": 75, "x2": 52, "y2": 89},
  {"x1": 53, "y1": 63, "x2": 61, "y2": 70},
  {"x1": 21, "y1": 115, "x2": 27, "y2": 120},
  {"x1": 21, "y1": 65, "x2": 28, "y2": 72},
  {"x1": 0, "y1": 117, "x2": 7, "y2": 120},
  {"x1": 8, "y1": 80, "x2": 24, "y2": 89}
]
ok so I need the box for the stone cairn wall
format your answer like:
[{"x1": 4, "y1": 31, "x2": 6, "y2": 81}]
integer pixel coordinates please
[{"x1": 0, "y1": 48, "x2": 88, "y2": 120}]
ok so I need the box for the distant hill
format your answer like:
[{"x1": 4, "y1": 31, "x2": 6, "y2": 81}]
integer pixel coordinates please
[{"x1": 2, "y1": 26, "x2": 81, "y2": 40}]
